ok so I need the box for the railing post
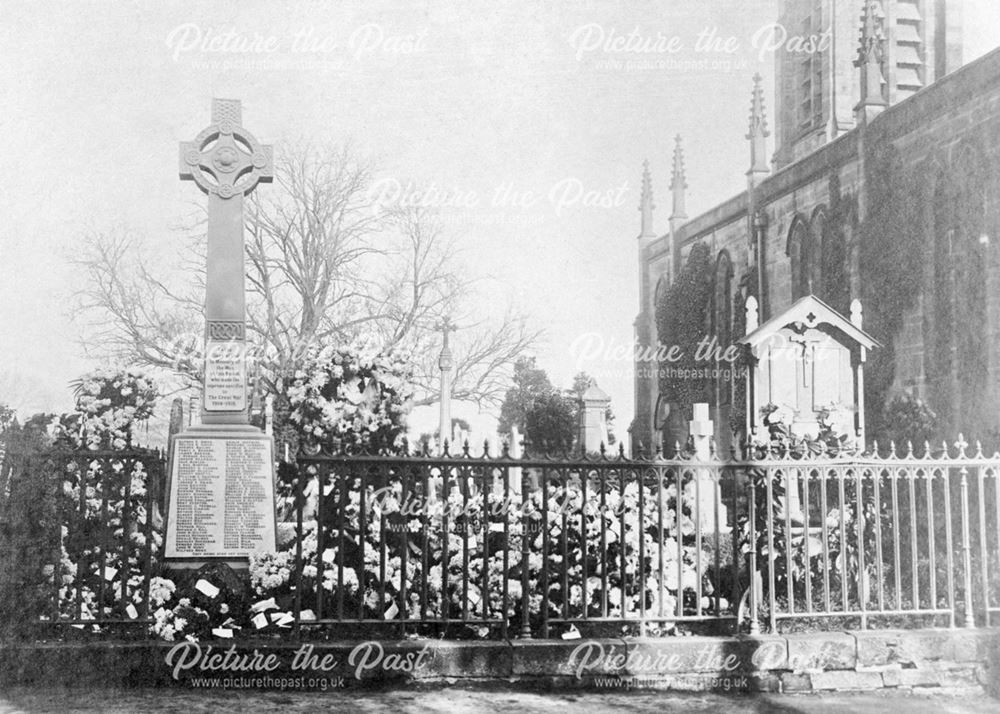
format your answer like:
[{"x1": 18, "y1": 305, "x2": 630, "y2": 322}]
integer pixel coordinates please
[
  {"x1": 519, "y1": 463, "x2": 532, "y2": 638},
  {"x1": 957, "y1": 435, "x2": 975, "y2": 628},
  {"x1": 747, "y1": 474, "x2": 760, "y2": 635}
]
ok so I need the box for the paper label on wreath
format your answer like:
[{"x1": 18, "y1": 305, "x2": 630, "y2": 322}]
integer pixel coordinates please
[{"x1": 195, "y1": 579, "x2": 220, "y2": 598}]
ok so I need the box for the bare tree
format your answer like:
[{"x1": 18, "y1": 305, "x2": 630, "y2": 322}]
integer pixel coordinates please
[{"x1": 72, "y1": 142, "x2": 539, "y2": 409}]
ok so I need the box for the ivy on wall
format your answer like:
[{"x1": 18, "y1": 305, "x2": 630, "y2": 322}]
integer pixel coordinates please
[
  {"x1": 655, "y1": 242, "x2": 713, "y2": 414},
  {"x1": 857, "y1": 142, "x2": 928, "y2": 441}
]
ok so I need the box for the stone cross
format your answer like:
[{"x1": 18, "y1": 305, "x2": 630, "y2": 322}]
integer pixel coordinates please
[
  {"x1": 179, "y1": 99, "x2": 272, "y2": 424},
  {"x1": 436, "y1": 316, "x2": 456, "y2": 451}
]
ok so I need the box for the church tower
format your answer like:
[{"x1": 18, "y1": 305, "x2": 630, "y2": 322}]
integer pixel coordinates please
[{"x1": 773, "y1": 0, "x2": 963, "y2": 169}]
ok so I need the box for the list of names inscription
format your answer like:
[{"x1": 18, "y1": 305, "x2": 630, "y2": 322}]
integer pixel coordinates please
[{"x1": 166, "y1": 437, "x2": 276, "y2": 558}]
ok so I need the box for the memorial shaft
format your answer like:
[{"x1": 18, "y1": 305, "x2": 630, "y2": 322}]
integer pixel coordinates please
[{"x1": 179, "y1": 98, "x2": 272, "y2": 424}]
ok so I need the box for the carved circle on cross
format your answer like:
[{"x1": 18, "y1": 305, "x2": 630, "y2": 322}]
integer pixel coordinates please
[
  {"x1": 212, "y1": 147, "x2": 240, "y2": 174},
  {"x1": 180, "y1": 121, "x2": 272, "y2": 200}
]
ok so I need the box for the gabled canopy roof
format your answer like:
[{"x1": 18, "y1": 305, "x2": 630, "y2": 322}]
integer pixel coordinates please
[{"x1": 738, "y1": 294, "x2": 880, "y2": 352}]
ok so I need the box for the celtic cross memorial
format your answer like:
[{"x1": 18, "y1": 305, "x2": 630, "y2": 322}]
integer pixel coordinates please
[{"x1": 164, "y1": 99, "x2": 277, "y2": 567}]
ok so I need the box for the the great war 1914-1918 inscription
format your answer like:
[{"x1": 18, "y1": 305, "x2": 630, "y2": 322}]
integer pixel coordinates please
[
  {"x1": 165, "y1": 436, "x2": 275, "y2": 558},
  {"x1": 203, "y1": 341, "x2": 247, "y2": 413}
]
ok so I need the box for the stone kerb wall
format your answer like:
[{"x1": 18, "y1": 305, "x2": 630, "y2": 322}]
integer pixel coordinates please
[{"x1": 2, "y1": 629, "x2": 996, "y2": 694}]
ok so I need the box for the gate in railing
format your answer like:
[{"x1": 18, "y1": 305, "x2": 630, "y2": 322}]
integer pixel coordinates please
[{"x1": 289, "y1": 439, "x2": 1000, "y2": 638}]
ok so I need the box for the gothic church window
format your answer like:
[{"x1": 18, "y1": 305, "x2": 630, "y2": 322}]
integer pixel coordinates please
[
  {"x1": 789, "y1": 217, "x2": 815, "y2": 300},
  {"x1": 797, "y1": 0, "x2": 824, "y2": 131}
]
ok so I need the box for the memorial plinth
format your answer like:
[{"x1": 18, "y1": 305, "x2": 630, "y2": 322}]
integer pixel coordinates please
[{"x1": 165, "y1": 428, "x2": 276, "y2": 560}]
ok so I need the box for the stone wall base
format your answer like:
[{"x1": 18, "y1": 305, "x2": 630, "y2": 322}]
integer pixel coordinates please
[{"x1": 1, "y1": 629, "x2": 998, "y2": 694}]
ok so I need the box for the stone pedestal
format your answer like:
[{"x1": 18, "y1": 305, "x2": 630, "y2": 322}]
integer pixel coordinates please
[
  {"x1": 578, "y1": 383, "x2": 611, "y2": 454},
  {"x1": 164, "y1": 422, "x2": 277, "y2": 570}
]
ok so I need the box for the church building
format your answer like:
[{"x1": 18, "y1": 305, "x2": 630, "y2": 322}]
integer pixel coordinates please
[{"x1": 631, "y1": 0, "x2": 1000, "y2": 454}]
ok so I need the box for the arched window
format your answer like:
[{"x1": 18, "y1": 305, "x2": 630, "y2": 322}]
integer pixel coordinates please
[
  {"x1": 807, "y1": 208, "x2": 825, "y2": 298},
  {"x1": 653, "y1": 276, "x2": 668, "y2": 310},
  {"x1": 788, "y1": 217, "x2": 814, "y2": 300},
  {"x1": 821, "y1": 199, "x2": 853, "y2": 314}
]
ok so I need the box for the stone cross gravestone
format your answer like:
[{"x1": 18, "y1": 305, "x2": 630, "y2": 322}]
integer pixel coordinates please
[{"x1": 164, "y1": 99, "x2": 277, "y2": 568}]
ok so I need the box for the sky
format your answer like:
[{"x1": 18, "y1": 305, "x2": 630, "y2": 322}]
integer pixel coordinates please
[{"x1": 2, "y1": 0, "x2": 999, "y2": 445}]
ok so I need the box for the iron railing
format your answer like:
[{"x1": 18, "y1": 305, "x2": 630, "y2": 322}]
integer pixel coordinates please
[
  {"x1": 290, "y1": 438, "x2": 1000, "y2": 638},
  {"x1": 4, "y1": 439, "x2": 998, "y2": 640}
]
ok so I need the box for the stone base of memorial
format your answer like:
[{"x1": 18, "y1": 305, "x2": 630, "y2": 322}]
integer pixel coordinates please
[{"x1": 164, "y1": 424, "x2": 277, "y2": 571}]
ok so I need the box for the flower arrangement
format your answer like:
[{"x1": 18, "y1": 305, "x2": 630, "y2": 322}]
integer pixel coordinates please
[
  {"x1": 286, "y1": 346, "x2": 414, "y2": 455},
  {"x1": 71, "y1": 367, "x2": 158, "y2": 450},
  {"x1": 246, "y1": 472, "x2": 713, "y2": 634},
  {"x1": 45, "y1": 369, "x2": 162, "y2": 626}
]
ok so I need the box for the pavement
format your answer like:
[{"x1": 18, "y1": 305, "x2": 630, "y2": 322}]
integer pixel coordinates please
[{"x1": 1, "y1": 686, "x2": 999, "y2": 713}]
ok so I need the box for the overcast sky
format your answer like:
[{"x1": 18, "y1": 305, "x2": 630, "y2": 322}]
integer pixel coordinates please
[{"x1": 2, "y1": 1, "x2": 999, "y2": 442}]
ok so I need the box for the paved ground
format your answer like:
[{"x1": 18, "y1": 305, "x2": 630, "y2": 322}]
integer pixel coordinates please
[{"x1": 1, "y1": 687, "x2": 999, "y2": 713}]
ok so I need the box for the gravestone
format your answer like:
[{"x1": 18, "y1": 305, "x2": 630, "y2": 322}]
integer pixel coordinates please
[{"x1": 163, "y1": 99, "x2": 277, "y2": 569}]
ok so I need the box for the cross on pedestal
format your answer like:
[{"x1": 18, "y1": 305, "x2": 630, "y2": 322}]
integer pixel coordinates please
[{"x1": 179, "y1": 99, "x2": 272, "y2": 424}]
